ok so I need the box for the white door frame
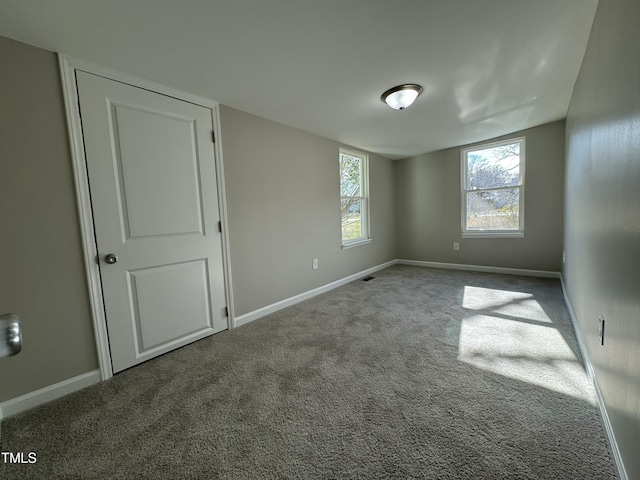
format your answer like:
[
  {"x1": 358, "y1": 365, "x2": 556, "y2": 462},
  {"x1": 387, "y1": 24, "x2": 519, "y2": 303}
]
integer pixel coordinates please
[{"x1": 58, "y1": 55, "x2": 235, "y2": 380}]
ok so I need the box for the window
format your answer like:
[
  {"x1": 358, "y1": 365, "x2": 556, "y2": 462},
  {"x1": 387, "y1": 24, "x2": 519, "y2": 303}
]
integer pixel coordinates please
[
  {"x1": 340, "y1": 148, "x2": 370, "y2": 248},
  {"x1": 461, "y1": 137, "x2": 525, "y2": 237}
]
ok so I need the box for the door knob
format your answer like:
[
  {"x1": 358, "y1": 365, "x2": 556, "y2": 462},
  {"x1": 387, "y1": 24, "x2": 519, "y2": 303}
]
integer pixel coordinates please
[
  {"x1": 104, "y1": 253, "x2": 119, "y2": 264},
  {"x1": 1, "y1": 313, "x2": 21, "y2": 358}
]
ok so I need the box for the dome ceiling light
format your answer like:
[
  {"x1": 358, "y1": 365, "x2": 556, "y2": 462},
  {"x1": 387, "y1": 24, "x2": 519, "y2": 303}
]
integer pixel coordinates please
[{"x1": 381, "y1": 84, "x2": 423, "y2": 110}]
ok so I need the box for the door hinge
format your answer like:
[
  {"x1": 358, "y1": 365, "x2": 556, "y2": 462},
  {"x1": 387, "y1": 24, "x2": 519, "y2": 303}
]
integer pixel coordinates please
[
  {"x1": 212, "y1": 130, "x2": 216, "y2": 143},
  {"x1": 218, "y1": 221, "x2": 222, "y2": 233},
  {"x1": 224, "y1": 306, "x2": 229, "y2": 317}
]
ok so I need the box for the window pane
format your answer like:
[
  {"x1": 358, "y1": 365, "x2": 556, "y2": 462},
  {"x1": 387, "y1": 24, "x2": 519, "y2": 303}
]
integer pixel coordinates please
[
  {"x1": 466, "y1": 188, "x2": 520, "y2": 230},
  {"x1": 340, "y1": 154, "x2": 362, "y2": 197},
  {"x1": 339, "y1": 148, "x2": 369, "y2": 245},
  {"x1": 466, "y1": 142, "x2": 520, "y2": 190},
  {"x1": 341, "y1": 197, "x2": 362, "y2": 241}
]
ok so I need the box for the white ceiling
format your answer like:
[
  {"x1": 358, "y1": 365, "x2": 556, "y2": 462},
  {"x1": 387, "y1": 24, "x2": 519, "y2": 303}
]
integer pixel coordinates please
[{"x1": 0, "y1": 0, "x2": 598, "y2": 159}]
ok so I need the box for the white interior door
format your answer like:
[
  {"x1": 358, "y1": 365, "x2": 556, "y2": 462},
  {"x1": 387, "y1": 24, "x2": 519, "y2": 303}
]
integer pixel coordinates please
[{"x1": 76, "y1": 71, "x2": 227, "y2": 373}]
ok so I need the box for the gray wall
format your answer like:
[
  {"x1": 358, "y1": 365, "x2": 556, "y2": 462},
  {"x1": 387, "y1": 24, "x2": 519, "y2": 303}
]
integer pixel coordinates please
[
  {"x1": 219, "y1": 106, "x2": 396, "y2": 316},
  {"x1": 0, "y1": 36, "x2": 98, "y2": 402},
  {"x1": 395, "y1": 121, "x2": 565, "y2": 272},
  {"x1": 564, "y1": 0, "x2": 640, "y2": 477},
  {"x1": 0, "y1": 36, "x2": 396, "y2": 402}
]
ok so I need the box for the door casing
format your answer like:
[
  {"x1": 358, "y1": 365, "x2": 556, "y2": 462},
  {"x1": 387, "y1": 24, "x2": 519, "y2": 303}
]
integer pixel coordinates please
[{"x1": 59, "y1": 55, "x2": 235, "y2": 380}]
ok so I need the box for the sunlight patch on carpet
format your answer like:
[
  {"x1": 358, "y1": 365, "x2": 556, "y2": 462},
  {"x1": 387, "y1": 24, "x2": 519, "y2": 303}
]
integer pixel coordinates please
[
  {"x1": 462, "y1": 286, "x2": 552, "y2": 323},
  {"x1": 458, "y1": 287, "x2": 596, "y2": 403}
]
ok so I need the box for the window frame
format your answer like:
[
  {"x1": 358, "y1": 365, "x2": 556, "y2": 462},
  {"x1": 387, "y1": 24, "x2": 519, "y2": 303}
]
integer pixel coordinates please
[
  {"x1": 460, "y1": 137, "x2": 526, "y2": 238},
  {"x1": 339, "y1": 147, "x2": 371, "y2": 249}
]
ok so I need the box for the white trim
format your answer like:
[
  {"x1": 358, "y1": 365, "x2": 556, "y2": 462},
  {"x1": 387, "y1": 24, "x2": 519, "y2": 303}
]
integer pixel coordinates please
[
  {"x1": 461, "y1": 231, "x2": 524, "y2": 239},
  {"x1": 397, "y1": 259, "x2": 560, "y2": 278},
  {"x1": 560, "y1": 276, "x2": 628, "y2": 480},
  {"x1": 342, "y1": 238, "x2": 372, "y2": 250},
  {"x1": 58, "y1": 55, "x2": 234, "y2": 380},
  {"x1": 60, "y1": 56, "x2": 218, "y2": 108},
  {"x1": 59, "y1": 55, "x2": 113, "y2": 380},
  {"x1": 0, "y1": 370, "x2": 101, "y2": 420},
  {"x1": 211, "y1": 105, "x2": 236, "y2": 327},
  {"x1": 234, "y1": 260, "x2": 397, "y2": 327},
  {"x1": 234, "y1": 259, "x2": 563, "y2": 328}
]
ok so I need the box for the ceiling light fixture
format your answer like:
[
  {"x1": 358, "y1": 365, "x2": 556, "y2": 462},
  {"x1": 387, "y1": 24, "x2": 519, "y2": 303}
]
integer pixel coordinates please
[{"x1": 381, "y1": 84, "x2": 423, "y2": 110}]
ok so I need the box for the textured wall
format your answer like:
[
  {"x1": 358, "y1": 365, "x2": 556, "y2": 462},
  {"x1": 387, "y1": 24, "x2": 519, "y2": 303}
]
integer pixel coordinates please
[
  {"x1": 395, "y1": 121, "x2": 565, "y2": 272},
  {"x1": 219, "y1": 106, "x2": 396, "y2": 316},
  {"x1": 0, "y1": 37, "x2": 98, "y2": 402},
  {"x1": 564, "y1": 0, "x2": 640, "y2": 477}
]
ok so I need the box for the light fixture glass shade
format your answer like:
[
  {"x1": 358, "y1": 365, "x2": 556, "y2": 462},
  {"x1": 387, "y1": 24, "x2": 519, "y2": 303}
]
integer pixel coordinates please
[{"x1": 381, "y1": 84, "x2": 423, "y2": 110}]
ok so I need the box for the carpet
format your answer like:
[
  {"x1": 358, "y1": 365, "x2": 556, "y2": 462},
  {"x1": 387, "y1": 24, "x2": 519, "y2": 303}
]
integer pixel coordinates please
[{"x1": 0, "y1": 266, "x2": 617, "y2": 479}]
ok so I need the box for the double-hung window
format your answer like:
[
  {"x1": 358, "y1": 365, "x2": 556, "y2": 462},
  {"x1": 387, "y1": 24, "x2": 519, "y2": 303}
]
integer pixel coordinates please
[
  {"x1": 461, "y1": 137, "x2": 525, "y2": 237},
  {"x1": 339, "y1": 148, "x2": 370, "y2": 248}
]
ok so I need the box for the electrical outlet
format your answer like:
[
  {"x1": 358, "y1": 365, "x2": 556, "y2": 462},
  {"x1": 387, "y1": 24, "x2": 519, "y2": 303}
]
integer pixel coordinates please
[
  {"x1": 453, "y1": 242, "x2": 460, "y2": 251},
  {"x1": 312, "y1": 259, "x2": 318, "y2": 270},
  {"x1": 598, "y1": 314, "x2": 605, "y2": 346}
]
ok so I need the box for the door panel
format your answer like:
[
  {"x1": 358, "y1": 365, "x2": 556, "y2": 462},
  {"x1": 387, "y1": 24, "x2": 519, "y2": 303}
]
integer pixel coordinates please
[
  {"x1": 113, "y1": 103, "x2": 205, "y2": 239},
  {"x1": 128, "y1": 260, "x2": 212, "y2": 353},
  {"x1": 76, "y1": 71, "x2": 227, "y2": 373}
]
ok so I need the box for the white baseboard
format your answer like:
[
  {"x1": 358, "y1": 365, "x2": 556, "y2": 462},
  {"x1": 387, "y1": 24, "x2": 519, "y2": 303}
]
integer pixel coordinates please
[
  {"x1": 234, "y1": 259, "x2": 561, "y2": 328},
  {"x1": 234, "y1": 260, "x2": 397, "y2": 328},
  {"x1": 0, "y1": 370, "x2": 101, "y2": 421},
  {"x1": 397, "y1": 259, "x2": 561, "y2": 278},
  {"x1": 560, "y1": 276, "x2": 628, "y2": 480}
]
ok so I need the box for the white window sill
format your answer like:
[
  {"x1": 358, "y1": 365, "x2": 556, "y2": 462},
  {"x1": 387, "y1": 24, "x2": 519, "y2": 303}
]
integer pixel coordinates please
[
  {"x1": 462, "y1": 231, "x2": 524, "y2": 239},
  {"x1": 342, "y1": 238, "x2": 372, "y2": 250}
]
